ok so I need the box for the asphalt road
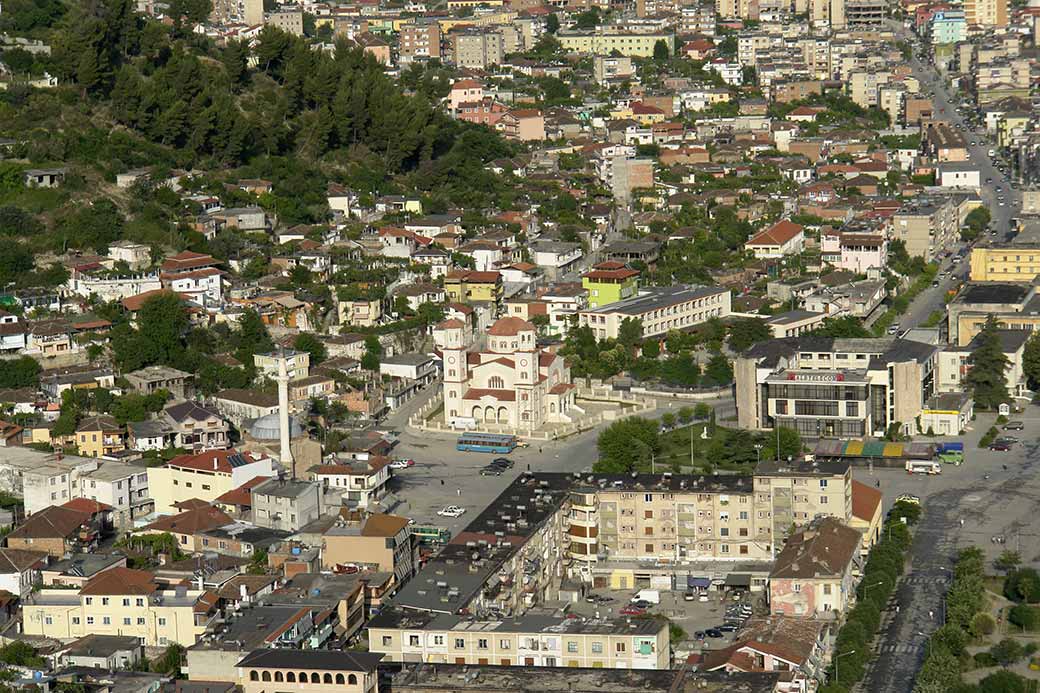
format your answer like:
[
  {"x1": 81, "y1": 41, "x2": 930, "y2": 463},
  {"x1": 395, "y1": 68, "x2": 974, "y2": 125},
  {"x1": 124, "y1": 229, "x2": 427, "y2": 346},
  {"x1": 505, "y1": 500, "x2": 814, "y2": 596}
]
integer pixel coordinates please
[
  {"x1": 857, "y1": 409, "x2": 1040, "y2": 692},
  {"x1": 893, "y1": 35, "x2": 1022, "y2": 336}
]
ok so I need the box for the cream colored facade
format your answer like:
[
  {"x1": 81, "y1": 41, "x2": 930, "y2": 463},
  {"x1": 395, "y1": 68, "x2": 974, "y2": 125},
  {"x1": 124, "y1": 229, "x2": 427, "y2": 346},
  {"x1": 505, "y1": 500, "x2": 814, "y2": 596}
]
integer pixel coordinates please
[
  {"x1": 965, "y1": 0, "x2": 1007, "y2": 26},
  {"x1": 556, "y1": 31, "x2": 675, "y2": 57},
  {"x1": 970, "y1": 246, "x2": 1040, "y2": 282},
  {"x1": 23, "y1": 589, "x2": 209, "y2": 646},
  {"x1": 578, "y1": 285, "x2": 731, "y2": 340},
  {"x1": 148, "y1": 452, "x2": 277, "y2": 515},
  {"x1": 369, "y1": 617, "x2": 669, "y2": 670}
]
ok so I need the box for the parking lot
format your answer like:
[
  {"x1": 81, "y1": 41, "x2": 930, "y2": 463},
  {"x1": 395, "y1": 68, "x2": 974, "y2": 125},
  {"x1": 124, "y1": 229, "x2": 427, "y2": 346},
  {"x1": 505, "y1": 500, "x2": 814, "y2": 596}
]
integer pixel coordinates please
[{"x1": 565, "y1": 586, "x2": 766, "y2": 653}]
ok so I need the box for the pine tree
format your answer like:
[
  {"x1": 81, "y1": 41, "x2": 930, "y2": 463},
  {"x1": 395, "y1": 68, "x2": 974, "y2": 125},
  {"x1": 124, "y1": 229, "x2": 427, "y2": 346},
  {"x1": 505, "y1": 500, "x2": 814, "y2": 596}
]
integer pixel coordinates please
[
  {"x1": 1023, "y1": 332, "x2": 1040, "y2": 389},
  {"x1": 965, "y1": 316, "x2": 1009, "y2": 409},
  {"x1": 222, "y1": 39, "x2": 249, "y2": 89}
]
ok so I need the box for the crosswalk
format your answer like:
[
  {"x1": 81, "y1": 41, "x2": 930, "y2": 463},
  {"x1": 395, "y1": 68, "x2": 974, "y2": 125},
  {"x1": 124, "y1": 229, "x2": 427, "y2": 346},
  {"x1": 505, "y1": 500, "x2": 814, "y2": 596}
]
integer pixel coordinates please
[{"x1": 901, "y1": 574, "x2": 950, "y2": 586}]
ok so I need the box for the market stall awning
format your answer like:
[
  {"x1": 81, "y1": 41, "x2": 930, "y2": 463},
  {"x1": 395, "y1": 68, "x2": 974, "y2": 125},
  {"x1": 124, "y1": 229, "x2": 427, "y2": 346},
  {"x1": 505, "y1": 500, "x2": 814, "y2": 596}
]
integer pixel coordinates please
[{"x1": 724, "y1": 573, "x2": 752, "y2": 588}]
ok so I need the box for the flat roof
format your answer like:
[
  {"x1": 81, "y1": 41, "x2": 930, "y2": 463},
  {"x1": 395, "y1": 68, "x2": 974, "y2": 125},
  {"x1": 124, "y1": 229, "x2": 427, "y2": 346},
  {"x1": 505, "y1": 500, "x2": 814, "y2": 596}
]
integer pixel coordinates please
[
  {"x1": 958, "y1": 282, "x2": 1033, "y2": 306},
  {"x1": 583, "y1": 285, "x2": 727, "y2": 316}
]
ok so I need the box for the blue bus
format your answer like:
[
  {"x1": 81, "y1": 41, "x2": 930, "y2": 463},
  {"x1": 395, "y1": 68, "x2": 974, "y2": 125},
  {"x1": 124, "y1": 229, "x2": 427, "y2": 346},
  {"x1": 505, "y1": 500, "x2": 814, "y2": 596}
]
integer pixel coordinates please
[{"x1": 456, "y1": 433, "x2": 517, "y2": 453}]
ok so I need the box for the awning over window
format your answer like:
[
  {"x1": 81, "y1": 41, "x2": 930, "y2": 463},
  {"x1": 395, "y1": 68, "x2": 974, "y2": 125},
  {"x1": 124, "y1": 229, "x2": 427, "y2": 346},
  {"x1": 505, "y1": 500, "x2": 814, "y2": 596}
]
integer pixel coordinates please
[
  {"x1": 686, "y1": 576, "x2": 712, "y2": 589},
  {"x1": 725, "y1": 573, "x2": 752, "y2": 588}
]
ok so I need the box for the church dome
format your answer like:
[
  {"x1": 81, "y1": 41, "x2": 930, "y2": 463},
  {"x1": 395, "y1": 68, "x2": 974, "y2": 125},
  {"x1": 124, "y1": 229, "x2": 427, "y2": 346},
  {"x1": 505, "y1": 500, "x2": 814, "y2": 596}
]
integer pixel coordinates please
[
  {"x1": 488, "y1": 316, "x2": 535, "y2": 336},
  {"x1": 249, "y1": 413, "x2": 304, "y2": 440}
]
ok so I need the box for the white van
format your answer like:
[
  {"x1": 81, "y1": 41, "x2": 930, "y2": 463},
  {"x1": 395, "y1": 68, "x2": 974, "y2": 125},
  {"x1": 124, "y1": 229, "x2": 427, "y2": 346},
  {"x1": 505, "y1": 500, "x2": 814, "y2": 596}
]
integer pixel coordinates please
[
  {"x1": 905, "y1": 460, "x2": 941, "y2": 475},
  {"x1": 631, "y1": 589, "x2": 661, "y2": 604}
]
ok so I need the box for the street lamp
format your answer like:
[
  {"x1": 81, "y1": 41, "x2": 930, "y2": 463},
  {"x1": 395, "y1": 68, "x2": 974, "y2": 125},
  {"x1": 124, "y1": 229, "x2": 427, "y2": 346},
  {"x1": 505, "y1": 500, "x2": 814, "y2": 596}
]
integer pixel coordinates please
[
  {"x1": 861, "y1": 580, "x2": 885, "y2": 604},
  {"x1": 754, "y1": 444, "x2": 763, "y2": 464},
  {"x1": 833, "y1": 649, "x2": 856, "y2": 684}
]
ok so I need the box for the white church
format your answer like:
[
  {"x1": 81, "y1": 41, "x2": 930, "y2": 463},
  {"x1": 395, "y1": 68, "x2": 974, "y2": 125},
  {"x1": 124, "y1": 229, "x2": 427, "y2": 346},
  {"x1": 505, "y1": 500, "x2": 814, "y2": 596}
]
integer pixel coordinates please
[{"x1": 439, "y1": 316, "x2": 578, "y2": 429}]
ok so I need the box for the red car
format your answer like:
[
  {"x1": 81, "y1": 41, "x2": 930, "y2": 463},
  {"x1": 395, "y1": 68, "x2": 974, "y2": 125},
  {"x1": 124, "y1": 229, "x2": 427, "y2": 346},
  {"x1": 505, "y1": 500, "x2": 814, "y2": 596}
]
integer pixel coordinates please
[
  {"x1": 620, "y1": 606, "x2": 646, "y2": 616},
  {"x1": 989, "y1": 442, "x2": 1011, "y2": 452}
]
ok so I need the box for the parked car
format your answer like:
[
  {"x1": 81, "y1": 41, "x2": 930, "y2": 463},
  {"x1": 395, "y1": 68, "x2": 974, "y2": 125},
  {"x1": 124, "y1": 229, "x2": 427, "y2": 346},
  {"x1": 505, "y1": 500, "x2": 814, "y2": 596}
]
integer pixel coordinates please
[
  {"x1": 437, "y1": 505, "x2": 466, "y2": 517},
  {"x1": 479, "y1": 466, "x2": 504, "y2": 476},
  {"x1": 491, "y1": 457, "x2": 514, "y2": 469},
  {"x1": 1003, "y1": 421, "x2": 1025, "y2": 431},
  {"x1": 620, "y1": 606, "x2": 646, "y2": 616},
  {"x1": 683, "y1": 591, "x2": 697, "y2": 601},
  {"x1": 630, "y1": 599, "x2": 654, "y2": 609},
  {"x1": 705, "y1": 628, "x2": 724, "y2": 638},
  {"x1": 996, "y1": 435, "x2": 1018, "y2": 444},
  {"x1": 718, "y1": 624, "x2": 739, "y2": 633},
  {"x1": 990, "y1": 442, "x2": 1012, "y2": 452},
  {"x1": 895, "y1": 494, "x2": 921, "y2": 505},
  {"x1": 389, "y1": 458, "x2": 415, "y2": 470}
]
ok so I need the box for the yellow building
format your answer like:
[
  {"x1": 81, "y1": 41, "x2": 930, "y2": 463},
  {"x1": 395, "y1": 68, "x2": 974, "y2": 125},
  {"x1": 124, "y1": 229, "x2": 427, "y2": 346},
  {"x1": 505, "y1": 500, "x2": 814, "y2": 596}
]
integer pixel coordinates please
[
  {"x1": 556, "y1": 30, "x2": 675, "y2": 58},
  {"x1": 147, "y1": 449, "x2": 276, "y2": 515},
  {"x1": 444, "y1": 270, "x2": 503, "y2": 304},
  {"x1": 75, "y1": 415, "x2": 125, "y2": 458},
  {"x1": 998, "y1": 113, "x2": 1031, "y2": 147},
  {"x1": 969, "y1": 245, "x2": 1040, "y2": 282},
  {"x1": 237, "y1": 650, "x2": 382, "y2": 693},
  {"x1": 23, "y1": 567, "x2": 214, "y2": 647}
]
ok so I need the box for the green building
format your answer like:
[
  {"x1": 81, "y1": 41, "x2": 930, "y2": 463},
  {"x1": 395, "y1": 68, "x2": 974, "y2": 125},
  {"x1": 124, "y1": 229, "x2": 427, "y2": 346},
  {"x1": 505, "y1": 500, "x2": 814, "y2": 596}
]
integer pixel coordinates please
[{"x1": 581, "y1": 262, "x2": 640, "y2": 309}]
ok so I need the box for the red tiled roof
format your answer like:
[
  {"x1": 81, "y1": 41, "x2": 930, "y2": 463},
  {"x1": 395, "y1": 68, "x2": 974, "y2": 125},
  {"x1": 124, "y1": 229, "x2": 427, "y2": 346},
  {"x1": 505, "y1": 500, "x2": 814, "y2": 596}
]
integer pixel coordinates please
[
  {"x1": 851, "y1": 479, "x2": 883, "y2": 522},
  {"x1": 80, "y1": 567, "x2": 157, "y2": 596},
  {"x1": 488, "y1": 316, "x2": 534, "y2": 336},
  {"x1": 166, "y1": 449, "x2": 268, "y2": 475},
  {"x1": 214, "y1": 476, "x2": 272, "y2": 507},
  {"x1": 121, "y1": 289, "x2": 190, "y2": 312},
  {"x1": 462, "y1": 388, "x2": 517, "y2": 401},
  {"x1": 747, "y1": 220, "x2": 804, "y2": 247},
  {"x1": 143, "y1": 506, "x2": 233, "y2": 534},
  {"x1": 62, "y1": 498, "x2": 113, "y2": 514}
]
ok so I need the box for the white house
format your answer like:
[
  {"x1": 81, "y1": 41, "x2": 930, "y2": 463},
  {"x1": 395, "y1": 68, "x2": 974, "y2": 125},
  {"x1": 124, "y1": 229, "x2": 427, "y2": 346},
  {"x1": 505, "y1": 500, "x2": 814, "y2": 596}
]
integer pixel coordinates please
[
  {"x1": 531, "y1": 241, "x2": 583, "y2": 278},
  {"x1": 0, "y1": 311, "x2": 27, "y2": 353},
  {"x1": 744, "y1": 220, "x2": 806, "y2": 259},
  {"x1": 309, "y1": 456, "x2": 392, "y2": 509},
  {"x1": 77, "y1": 462, "x2": 151, "y2": 527},
  {"x1": 936, "y1": 162, "x2": 981, "y2": 190},
  {"x1": 0, "y1": 548, "x2": 47, "y2": 598}
]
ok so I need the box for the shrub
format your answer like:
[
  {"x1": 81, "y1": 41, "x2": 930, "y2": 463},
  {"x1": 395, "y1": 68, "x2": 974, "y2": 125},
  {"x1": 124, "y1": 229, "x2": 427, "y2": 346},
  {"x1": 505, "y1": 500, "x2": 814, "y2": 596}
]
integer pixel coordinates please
[
  {"x1": 979, "y1": 426, "x2": 999, "y2": 448},
  {"x1": 972, "y1": 612, "x2": 997, "y2": 636},
  {"x1": 1009, "y1": 605, "x2": 1040, "y2": 630},
  {"x1": 974, "y1": 651, "x2": 997, "y2": 668}
]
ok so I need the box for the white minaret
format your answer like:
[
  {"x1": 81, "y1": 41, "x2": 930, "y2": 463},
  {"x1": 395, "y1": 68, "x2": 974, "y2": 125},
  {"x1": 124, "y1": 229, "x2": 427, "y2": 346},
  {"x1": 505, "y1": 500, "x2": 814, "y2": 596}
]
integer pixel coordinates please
[{"x1": 275, "y1": 351, "x2": 294, "y2": 473}]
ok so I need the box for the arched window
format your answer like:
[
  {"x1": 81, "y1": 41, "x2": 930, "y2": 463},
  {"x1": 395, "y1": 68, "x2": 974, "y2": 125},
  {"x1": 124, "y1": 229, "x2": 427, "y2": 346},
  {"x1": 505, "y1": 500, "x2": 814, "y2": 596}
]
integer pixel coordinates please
[
  {"x1": 348, "y1": 674, "x2": 358, "y2": 685},
  {"x1": 550, "y1": 402, "x2": 556, "y2": 413},
  {"x1": 300, "y1": 672, "x2": 308, "y2": 682},
  {"x1": 287, "y1": 672, "x2": 296, "y2": 682},
  {"x1": 274, "y1": 672, "x2": 284, "y2": 682},
  {"x1": 323, "y1": 674, "x2": 333, "y2": 684},
  {"x1": 489, "y1": 376, "x2": 504, "y2": 389},
  {"x1": 310, "y1": 673, "x2": 321, "y2": 683},
  {"x1": 261, "y1": 671, "x2": 271, "y2": 682},
  {"x1": 335, "y1": 674, "x2": 345, "y2": 685},
  {"x1": 249, "y1": 671, "x2": 259, "y2": 682}
]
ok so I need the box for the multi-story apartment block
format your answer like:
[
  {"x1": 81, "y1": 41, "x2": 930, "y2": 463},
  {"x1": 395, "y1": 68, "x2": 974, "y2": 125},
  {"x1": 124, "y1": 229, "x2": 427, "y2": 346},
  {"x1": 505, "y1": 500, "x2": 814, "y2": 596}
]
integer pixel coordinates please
[
  {"x1": 23, "y1": 567, "x2": 214, "y2": 647},
  {"x1": 453, "y1": 31, "x2": 503, "y2": 69},
  {"x1": 848, "y1": 70, "x2": 891, "y2": 108},
  {"x1": 399, "y1": 22, "x2": 441, "y2": 63},
  {"x1": 890, "y1": 197, "x2": 963, "y2": 261},
  {"x1": 970, "y1": 243, "x2": 1040, "y2": 282},
  {"x1": 78, "y1": 463, "x2": 151, "y2": 527},
  {"x1": 734, "y1": 336, "x2": 939, "y2": 439},
  {"x1": 947, "y1": 282, "x2": 1040, "y2": 346},
  {"x1": 965, "y1": 0, "x2": 1007, "y2": 26},
  {"x1": 578, "y1": 285, "x2": 731, "y2": 340},
  {"x1": 593, "y1": 55, "x2": 635, "y2": 84},
  {"x1": 556, "y1": 29, "x2": 675, "y2": 58},
  {"x1": 254, "y1": 349, "x2": 310, "y2": 380},
  {"x1": 369, "y1": 611, "x2": 669, "y2": 670}
]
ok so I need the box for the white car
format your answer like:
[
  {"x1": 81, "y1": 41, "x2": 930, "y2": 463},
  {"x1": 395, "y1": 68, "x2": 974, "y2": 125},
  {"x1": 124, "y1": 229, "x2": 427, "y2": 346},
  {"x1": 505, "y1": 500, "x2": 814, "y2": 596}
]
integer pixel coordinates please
[
  {"x1": 389, "y1": 458, "x2": 415, "y2": 470},
  {"x1": 438, "y1": 505, "x2": 466, "y2": 518}
]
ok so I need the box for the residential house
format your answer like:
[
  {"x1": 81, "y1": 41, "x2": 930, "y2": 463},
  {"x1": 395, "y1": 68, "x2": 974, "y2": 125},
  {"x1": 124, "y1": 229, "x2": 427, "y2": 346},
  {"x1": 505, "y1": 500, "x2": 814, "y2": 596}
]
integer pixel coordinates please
[
  {"x1": 701, "y1": 618, "x2": 829, "y2": 693},
  {"x1": 78, "y1": 462, "x2": 151, "y2": 528},
  {"x1": 581, "y1": 262, "x2": 640, "y2": 309},
  {"x1": 444, "y1": 270, "x2": 503, "y2": 305},
  {"x1": 76, "y1": 416, "x2": 126, "y2": 459},
  {"x1": 768, "y1": 517, "x2": 862, "y2": 620},
  {"x1": 310, "y1": 456, "x2": 392, "y2": 509},
  {"x1": 159, "y1": 401, "x2": 230, "y2": 452},
  {"x1": 210, "y1": 389, "x2": 280, "y2": 428},
  {"x1": 0, "y1": 547, "x2": 47, "y2": 598},
  {"x1": 254, "y1": 350, "x2": 310, "y2": 380},
  {"x1": 6, "y1": 504, "x2": 102, "y2": 558},
  {"x1": 124, "y1": 366, "x2": 194, "y2": 399},
  {"x1": 745, "y1": 220, "x2": 806, "y2": 259},
  {"x1": 148, "y1": 449, "x2": 277, "y2": 515},
  {"x1": 849, "y1": 480, "x2": 883, "y2": 556},
  {"x1": 321, "y1": 512, "x2": 417, "y2": 584},
  {"x1": 250, "y1": 478, "x2": 324, "y2": 533}
]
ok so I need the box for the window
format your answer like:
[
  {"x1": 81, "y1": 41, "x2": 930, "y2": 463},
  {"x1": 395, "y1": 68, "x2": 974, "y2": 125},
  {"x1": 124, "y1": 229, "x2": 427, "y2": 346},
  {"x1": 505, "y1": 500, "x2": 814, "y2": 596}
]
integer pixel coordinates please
[
  {"x1": 821, "y1": 496, "x2": 827, "y2": 504},
  {"x1": 819, "y1": 479, "x2": 828, "y2": 488},
  {"x1": 591, "y1": 642, "x2": 603, "y2": 654},
  {"x1": 158, "y1": 618, "x2": 167, "y2": 626},
  {"x1": 567, "y1": 642, "x2": 578, "y2": 653},
  {"x1": 123, "y1": 598, "x2": 130, "y2": 606},
  {"x1": 72, "y1": 617, "x2": 80, "y2": 625},
  {"x1": 86, "y1": 617, "x2": 94, "y2": 625},
  {"x1": 478, "y1": 639, "x2": 489, "y2": 650},
  {"x1": 644, "y1": 493, "x2": 653, "y2": 502},
  {"x1": 159, "y1": 637, "x2": 168, "y2": 645},
  {"x1": 85, "y1": 597, "x2": 93, "y2": 605},
  {"x1": 137, "y1": 618, "x2": 146, "y2": 625},
  {"x1": 202, "y1": 484, "x2": 211, "y2": 491},
  {"x1": 409, "y1": 635, "x2": 420, "y2": 646},
  {"x1": 793, "y1": 584, "x2": 801, "y2": 593},
  {"x1": 645, "y1": 543, "x2": 654, "y2": 553},
  {"x1": 382, "y1": 636, "x2": 393, "y2": 646},
  {"x1": 823, "y1": 584, "x2": 832, "y2": 595},
  {"x1": 123, "y1": 617, "x2": 132, "y2": 625},
  {"x1": 500, "y1": 639, "x2": 511, "y2": 650},
  {"x1": 45, "y1": 616, "x2": 52, "y2": 625},
  {"x1": 101, "y1": 598, "x2": 109, "y2": 606},
  {"x1": 455, "y1": 638, "x2": 465, "y2": 649},
  {"x1": 616, "y1": 643, "x2": 626, "y2": 653},
  {"x1": 136, "y1": 598, "x2": 145, "y2": 606},
  {"x1": 102, "y1": 617, "x2": 111, "y2": 625}
]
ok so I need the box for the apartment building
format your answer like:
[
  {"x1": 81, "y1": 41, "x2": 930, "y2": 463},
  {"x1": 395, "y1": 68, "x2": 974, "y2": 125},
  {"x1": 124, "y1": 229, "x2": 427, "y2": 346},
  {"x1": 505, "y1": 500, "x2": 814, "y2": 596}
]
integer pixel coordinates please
[
  {"x1": 593, "y1": 55, "x2": 635, "y2": 84},
  {"x1": 368, "y1": 611, "x2": 669, "y2": 670},
  {"x1": 250, "y1": 478, "x2": 324, "y2": 532},
  {"x1": 399, "y1": 22, "x2": 441, "y2": 63},
  {"x1": 453, "y1": 31, "x2": 503, "y2": 69},
  {"x1": 23, "y1": 568, "x2": 213, "y2": 647},
  {"x1": 237, "y1": 650, "x2": 382, "y2": 693},
  {"x1": 965, "y1": 0, "x2": 1007, "y2": 26},
  {"x1": 148, "y1": 449, "x2": 277, "y2": 515},
  {"x1": 321, "y1": 512, "x2": 417, "y2": 582},
  {"x1": 890, "y1": 197, "x2": 962, "y2": 261},
  {"x1": 734, "y1": 336, "x2": 939, "y2": 439},
  {"x1": 577, "y1": 285, "x2": 731, "y2": 340},
  {"x1": 254, "y1": 349, "x2": 310, "y2": 380},
  {"x1": 556, "y1": 30, "x2": 675, "y2": 58},
  {"x1": 310, "y1": 456, "x2": 392, "y2": 509},
  {"x1": 581, "y1": 262, "x2": 640, "y2": 309},
  {"x1": 970, "y1": 243, "x2": 1040, "y2": 282},
  {"x1": 848, "y1": 70, "x2": 891, "y2": 108},
  {"x1": 78, "y1": 462, "x2": 151, "y2": 527},
  {"x1": 947, "y1": 282, "x2": 1040, "y2": 346}
]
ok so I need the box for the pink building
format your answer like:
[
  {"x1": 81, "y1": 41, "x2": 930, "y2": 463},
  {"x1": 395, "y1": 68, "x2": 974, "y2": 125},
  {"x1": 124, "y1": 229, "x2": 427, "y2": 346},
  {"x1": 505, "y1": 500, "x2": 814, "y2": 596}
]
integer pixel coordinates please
[
  {"x1": 456, "y1": 97, "x2": 509, "y2": 127},
  {"x1": 839, "y1": 233, "x2": 887, "y2": 273},
  {"x1": 449, "y1": 79, "x2": 484, "y2": 112}
]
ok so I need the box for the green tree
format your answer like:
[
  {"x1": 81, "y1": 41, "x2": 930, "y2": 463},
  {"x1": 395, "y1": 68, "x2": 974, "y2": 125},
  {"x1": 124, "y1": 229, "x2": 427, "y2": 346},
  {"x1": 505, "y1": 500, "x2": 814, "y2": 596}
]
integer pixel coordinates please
[
  {"x1": 1006, "y1": 568, "x2": 1040, "y2": 603},
  {"x1": 694, "y1": 403, "x2": 712, "y2": 419},
  {"x1": 991, "y1": 638, "x2": 1025, "y2": 667},
  {"x1": 661, "y1": 412, "x2": 676, "y2": 428},
  {"x1": 677, "y1": 406, "x2": 694, "y2": 424},
  {"x1": 963, "y1": 206, "x2": 991, "y2": 241},
  {"x1": 0, "y1": 356, "x2": 41, "y2": 389},
  {"x1": 653, "y1": 39, "x2": 670, "y2": 62},
  {"x1": 727, "y1": 318, "x2": 771, "y2": 353},
  {"x1": 150, "y1": 644, "x2": 186, "y2": 677},
  {"x1": 702, "y1": 353, "x2": 733, "y2": 386},
  {"x1": 1022, "y1": 331, "x2": 1040, "y2": 389},
  {"x1": 996, "y1": 550, "x2": 1022, "y2": 574},
  {"x1": 811, "y1": 316, "x2": 871, "y2": 338},
  {"x1": 0, "y1": 641, "x2": 46, "y2": 667},
  {"x1": 965, "y1": 315, "x2": 1010, "y2": 409},
  {"x1": 763, "y1": 426, "x2": 802, "y2": 462},
  {"x1": 417, "y1": 301, "x2": 445, "y2": 325},
  {"x1": 138, "y1": 291, "x2": 190, "y2": 366},
  {"x1": 595, "y1": 416, "x2": 660, "y2": 473},
  {"x1": 641, "y1": 339, "x2": 660, "y2": 358},
  {"x1": 546, "y1": 12, "x2": 560, "y2": 33},
  {"x1": 294, "y1": 333, "x2": 328, "y2": 365},
  {"x1": 361, "y1": 351, "x2": 380, "y2": 371},
  {"x1": 235, "y1": 309, "x2": 275, "y2": 362},
  {"x1": 617, "y1": 318, "x2": 643, "y2": 350},
  {"x1": 978, "y1": 670, "x2": 1030, "y2": 693}
]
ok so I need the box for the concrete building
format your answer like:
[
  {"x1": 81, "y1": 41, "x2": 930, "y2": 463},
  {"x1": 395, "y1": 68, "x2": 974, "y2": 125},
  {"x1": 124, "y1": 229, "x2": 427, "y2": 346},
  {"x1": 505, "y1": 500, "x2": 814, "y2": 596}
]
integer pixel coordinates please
[
  {"x1": 582, "y1": 262, "x2": 640, "y2": 309},
  {"x1": 124, "y1": 365, "x2": 194, "y2": 399},
  {"x1": 400, "y1": 22, "x2": 441, "y2": 63},
  {"x1": 970, "y1": 243, "x2": 1040, "y2": 282},
  {"x1": 321, "y1": 512, "x2": 417, "y2": 583},
  {"x1": 938, "y1": 329, "x2": 1030, "y2": 398},
  {"x1": 368, "y1": 611, "x2": 670, "y2": 670},
  {"x1": 310, "y1": 457, "x2": 392, "y2": 510},
  {"x1": 268, "y1": 10, "x2": 304, "y2": 35},
  {"x1": 578, "y1": 285, "x2": 731, "y2": 340},
  {"x1": 890, "y1": 197, "x2": 962, "y2": 261},
  {"x1": 250, "y1": 477, "x2": 324, "y2": 532},
  {"x1": 947, "y1": 283, "x2": 1040, "y2": 346},
  {"x1": 23, "y1": 567, "x2": 214, "y2": 647},
  {"x1": 556, "y1": 30, "x2": 675, "y2": 57},
  {"x1": 0, "y1": 547, "x2": 47, "y2": 598},
  {"x1": 78, "y1": 462, "x2": 151, "y2": 528},
  {"x1": 237, "y1": 650, "x2": 382, "y2": 693},
  {"x1": 965, "y1": 0, "x2": 1007, "y2": 26},
  {"x1": 453, "y1": 31, "x2": 503, "y2": 69},
  {"x1": 210, "y1": 389, "x2": 280, "y2": 428},
  {"x1": 148, "y1": 449, "x2": 277, "y2": 515},
  {"x1": 593, "y1": 55, "x2": 635, "y2": 84},
  {"x1": 734, "y1": 336, "x2": 939, "y2": 438},
  {"x1": 744, "y1": 220, "x2": 806, "y2": 259}
]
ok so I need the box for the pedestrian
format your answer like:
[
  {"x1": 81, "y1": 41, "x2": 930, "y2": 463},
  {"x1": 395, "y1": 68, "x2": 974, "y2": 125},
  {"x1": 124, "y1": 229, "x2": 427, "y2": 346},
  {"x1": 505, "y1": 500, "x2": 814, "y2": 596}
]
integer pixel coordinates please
[
  {"x1": 875, "y1": 479, "x2": 880, "y2": 489},
  {"x1": 896, "y1": 604, "x2": 900, "y2": 614},
  {"x1": 539, "y1": 447, "x2": 543, "y2": 454},
  {"x1": 457, "y1": 488, "x2": 461, "y2": 496},
  {"x1": 929, "y1": 610, "x2": 934, "y2": 620},
  {"x1": 527, "y1": 463, "x2": 531, "y2": 471},
  {"x1": 440, "y1": 479, "x2": 444, "y2": 486},
  {"x1": 959, "y1": 518, "x2": 964, "y2": 527}
]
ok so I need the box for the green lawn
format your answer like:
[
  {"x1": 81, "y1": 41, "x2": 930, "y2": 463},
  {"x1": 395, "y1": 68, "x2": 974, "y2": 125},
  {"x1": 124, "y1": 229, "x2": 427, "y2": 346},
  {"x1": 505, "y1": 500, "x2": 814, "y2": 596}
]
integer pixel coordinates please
[{"x1": 649, "y1": 424, "x2": 761, "y2": 475}]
